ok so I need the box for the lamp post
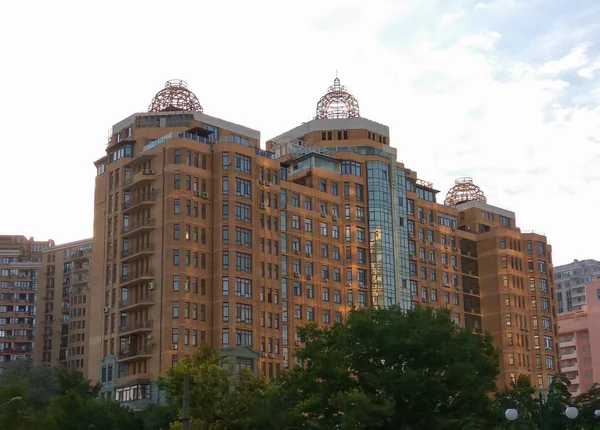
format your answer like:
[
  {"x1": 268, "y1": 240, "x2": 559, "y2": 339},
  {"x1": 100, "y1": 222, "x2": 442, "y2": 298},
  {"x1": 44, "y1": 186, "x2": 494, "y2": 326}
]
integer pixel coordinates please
[
  {"x1": 505, "y1": 391, "x2": 600, "y2": 428},
  {"x1": 0, "y1": 396, "x2": 22, "y2": 409}
]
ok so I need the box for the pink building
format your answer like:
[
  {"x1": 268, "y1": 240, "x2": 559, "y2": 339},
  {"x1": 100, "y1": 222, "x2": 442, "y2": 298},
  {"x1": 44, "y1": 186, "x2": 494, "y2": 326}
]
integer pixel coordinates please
[{"x1": 557, "y1": 275, "x2": 600, "y2": 396}]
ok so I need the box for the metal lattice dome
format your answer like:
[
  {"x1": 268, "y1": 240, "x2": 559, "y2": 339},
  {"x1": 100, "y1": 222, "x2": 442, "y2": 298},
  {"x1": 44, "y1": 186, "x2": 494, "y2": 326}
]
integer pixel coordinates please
[
  {"x1": 315, "y1": 77, "x2": 360, "y2": 120},
  {"x1": 148, "y1": 79, "x2": 203, "y2": 113},
  {"x1": 444, "y1": 177, "x2": 487, "y2": 206}
]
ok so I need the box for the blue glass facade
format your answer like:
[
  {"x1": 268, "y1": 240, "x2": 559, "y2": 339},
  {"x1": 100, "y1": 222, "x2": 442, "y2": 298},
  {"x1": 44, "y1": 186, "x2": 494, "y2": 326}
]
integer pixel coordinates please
[
  {"x1": 366, "y1": 161, "x2": 411, "y2": 309},
  {"x1": 393, "y1": 166, "x2": 411, "y2": 310}
]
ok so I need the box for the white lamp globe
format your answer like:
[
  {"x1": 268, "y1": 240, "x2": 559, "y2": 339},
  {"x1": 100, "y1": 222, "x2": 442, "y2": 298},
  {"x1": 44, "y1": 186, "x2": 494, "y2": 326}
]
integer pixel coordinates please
[
  {"x1": 505, "y1": 408, "x2": 518, "y2": 421},
  {"x1": 565, "y1": 406, "x2": 579, "y2": 420},
  {"x1": 594, "y1": 409, "x2": 600, "y2": 417}
]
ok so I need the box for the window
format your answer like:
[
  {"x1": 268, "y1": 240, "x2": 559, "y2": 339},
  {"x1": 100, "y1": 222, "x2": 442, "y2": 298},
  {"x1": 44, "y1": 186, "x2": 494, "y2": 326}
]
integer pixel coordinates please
[
  {"x1": 174, "y1": 199, "x2": 180, "y2": 214},
  {"x1": 222, "y1": 328, "x2": 229, "y2": 348},
  {"x1": 174, "y1": 174, "x2": 181, "y2": 189},
  {"x1": 235, "y1": 202, "x2": 252, "y2": 223},
  {"x1": 545, "y1": 355, "x2": 555, "y2": 370},
  {"x1": 173, "y1": 250, "x2": 180, "y2": 265},
  {"x1": 222, "y1": 177, "x2": 229, "y2": 195},
  {"x1": 235, "y1": 278, "x2": 252, "y2": 298},
  {"x1": 340, "y1": 161, "x2": 362, "y2": 176},
  {"x1": 235, "y1": 178, "x2": 252, "y2": 198},
  {"x1": 542, "y1": 316, "x2": 551, "y2": 331},
  {"x1": 234, "y1": 153, "x2": 251, "y2": 173},
  {"x1": 236, "y1": 303, "x2": 252, "y2": 323},
  {"x1": 543, "y1": 335, "x2": 553, "y2": 350},
  {"x1": 172, "y1": 301, "x2": 179, "y2": 318}
]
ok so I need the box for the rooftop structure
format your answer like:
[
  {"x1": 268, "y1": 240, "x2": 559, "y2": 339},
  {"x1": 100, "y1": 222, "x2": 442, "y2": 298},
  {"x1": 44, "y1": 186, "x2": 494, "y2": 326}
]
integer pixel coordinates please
[
  {"x1": 148, "y1": 79, "x2": 203, "y2": 113},
  {"x1": 315, "y1": 77, "x2": 360, "y2": 120},
  {"x1": 444, "y1": 177, "x2": 487, "y2": 206}
]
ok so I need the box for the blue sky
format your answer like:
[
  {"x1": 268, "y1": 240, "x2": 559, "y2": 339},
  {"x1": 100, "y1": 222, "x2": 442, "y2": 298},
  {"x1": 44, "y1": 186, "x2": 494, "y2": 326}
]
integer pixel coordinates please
[{"x1": 0, "y1": 0, "x2": 598, "y2": 265}]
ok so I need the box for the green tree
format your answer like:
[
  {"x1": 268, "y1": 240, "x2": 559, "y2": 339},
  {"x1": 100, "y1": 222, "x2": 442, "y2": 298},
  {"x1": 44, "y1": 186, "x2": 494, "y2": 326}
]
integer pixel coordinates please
[
  {"x1": 158, "y1": 344, "x2": 268, "y2": 429},
  {"x1": 0, "y1": 362, "x2": 138, "y2": 430},
  {"x1": 27, "y1": 390, "x2": 142, "y2": 430},
  {"x1": 544, "y1": 374, "x2": 576, "y2": 429},
  {"x1": 136, "y1": 403, "x2": 179, "y2": 430},
  {"x1": 491, "y1": 374, "x2": 539, "y2": 429},
  {"x1": 573, "y1": 383, "x2": 600, "y2": 429},
  {"x1": 262, "y1": 306, "x2": 499, "y2": 430}
]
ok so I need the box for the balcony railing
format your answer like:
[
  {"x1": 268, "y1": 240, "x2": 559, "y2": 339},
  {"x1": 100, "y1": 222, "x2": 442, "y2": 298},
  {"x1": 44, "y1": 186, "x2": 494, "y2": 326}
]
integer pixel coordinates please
[
  {"x1": 122, "y1": 192, "x2": 157, "y2": 213},
  {"x1": 123, "y1": 169, "x2": 156, "y2": 189},
  {"x1": 119, "y1": 292, "x2": 155, "y2": 311},
  {"x1": 119, "y1": 269, "x2": 155, "y2": 286},
  {"x1": 117, "y1": 345, "x2": 153, "y2": 361},
  {"x1": 122, "y1": 218, "x2": 156, "y2": 237},
  {"x1": 121, "y1": 244, "x2": 155, "y2": 261},
  {"x1": 120, "y1": 319, "x2": 154, "y2": 334}
]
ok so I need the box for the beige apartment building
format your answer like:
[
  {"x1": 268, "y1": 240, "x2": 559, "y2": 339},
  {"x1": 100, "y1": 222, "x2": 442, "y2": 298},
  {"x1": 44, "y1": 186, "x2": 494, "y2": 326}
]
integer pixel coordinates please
[
  {"x1": 0, "y1": 235, "x2": 53, "y2": 367},
  {"x1": 89, "y1": 78, "x2": 558, "y2": 409},
  {"x1": 33, "y1": 239, "x2": 92, "y2": 370}
]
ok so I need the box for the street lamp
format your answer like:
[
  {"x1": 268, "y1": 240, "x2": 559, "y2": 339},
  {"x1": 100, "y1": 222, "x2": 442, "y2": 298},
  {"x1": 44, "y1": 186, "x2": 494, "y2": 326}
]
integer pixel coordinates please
[
  {"x1": 0, "y1": 396, "x2": 22, "y2": 409},
  {"x1": 505, "y1": 392, "x2": 600, "y2": 426}
]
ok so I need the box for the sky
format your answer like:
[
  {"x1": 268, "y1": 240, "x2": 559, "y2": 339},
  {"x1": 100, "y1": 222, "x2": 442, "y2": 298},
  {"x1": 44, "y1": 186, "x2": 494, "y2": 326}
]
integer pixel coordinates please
[{"x1": 0, "y1": 0, "x2": 599, "y2": 266}]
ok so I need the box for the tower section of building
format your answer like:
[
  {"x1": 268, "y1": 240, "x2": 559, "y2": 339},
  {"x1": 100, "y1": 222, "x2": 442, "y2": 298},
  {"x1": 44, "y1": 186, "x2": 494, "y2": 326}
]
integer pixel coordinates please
[{"x1": 35, "y1": 239, "x2": 92, "y2": 371}]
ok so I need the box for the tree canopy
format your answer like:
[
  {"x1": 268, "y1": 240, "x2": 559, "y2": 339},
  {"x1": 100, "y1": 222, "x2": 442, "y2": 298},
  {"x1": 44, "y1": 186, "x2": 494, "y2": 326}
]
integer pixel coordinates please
[
  {"x1": 0, "y1": 364, "x2": 142, "y2": 430},
  {"x1": 158, "y1": 344, "x2": 268, "y2": 430},
  {"x1": 257, "y1": 306, "x2": 500, "y2": 429}
]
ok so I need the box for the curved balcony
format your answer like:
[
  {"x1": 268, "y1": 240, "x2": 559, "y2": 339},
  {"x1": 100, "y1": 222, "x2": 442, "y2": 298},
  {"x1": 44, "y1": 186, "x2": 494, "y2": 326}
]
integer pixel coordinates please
[
  {"x1": 122, "y1": 218, "x2": 156, "y2": 239},
  {"x1": 120, "y1": 293, "x2": 155, "y2": 312},
  {"x1": 117, "y1": 345, "x2": 154, "y2": 363},
  {"x1": 121, "y1": 244, "x2": 155, "y2": 263},
  {"x1": 120, "y1": 319, "x2": 154, "y2": 336},
  {"x1": 119, "y1": 269, "x2": 155, "y2": 288},
  {"x1": 122, "y1": 192, "x2": 157, "y2": 214},
  {"x1": 123, "y1": 169, "x2": 156, "y2": 190}
]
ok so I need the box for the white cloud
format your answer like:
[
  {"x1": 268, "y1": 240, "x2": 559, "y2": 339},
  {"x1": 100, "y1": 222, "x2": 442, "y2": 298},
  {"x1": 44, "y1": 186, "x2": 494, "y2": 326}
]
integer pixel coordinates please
[
  {"x1": 0, "y1": 0, "x2": 598, "y2": 265},
  {"x1": 539, "y1": 44, "x2": 590, "y2": 75},
  {"x1": 578, "y1": 58, "x2": 600, "y2": 78},
  {"x1": 441, "y1": 10, "x2": 466, "y2": 25}
]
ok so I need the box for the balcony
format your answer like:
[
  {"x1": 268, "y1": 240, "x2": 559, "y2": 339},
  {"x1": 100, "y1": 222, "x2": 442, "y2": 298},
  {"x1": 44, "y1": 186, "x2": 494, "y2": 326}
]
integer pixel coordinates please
[
  {"x1": 117, "y1": 345, "x2": 153, "y2": 362},
  {"x1": 561, "y1": 362, "x2": 578, "y2": 373},
  {"x1": 560, "y1": 337, "x2": 576, "y2": 348},
  {"x1": 120, "y1": 319, "x2": 153, "y2": 335},
  {"x1": 121, "y1": 244, "x2": 155, "y2": 262},
  {"x1": 122, "y1": 218, "x2": 156, "y2": 238},
  {"x1": 123, "y1": 169, "x2": 156, "y2": 190},
  {"x1": 72, "y1": 262, "x2": 90, "y2": 275},
  {"x1": 71, "y1": 275, "x2": 89, "y2": 287},
  {"x1": 70, "y1": 250, "x2": 89, "y2": 262},
  {"x1": 122, "y1": 192, "x2": 157, "y2": 214},
  {"x1": 560, "y1": 348, "x2": 577, "y2": 359},
  {"x1": 120, "y1": 293, "x2": 155, "y2": 312},
  {"x1": 0, "y1": 347, "x2": 33, "y2": 354},
  {"x1": 119, "y1": 269, "x2": 155, "y2": 287}
]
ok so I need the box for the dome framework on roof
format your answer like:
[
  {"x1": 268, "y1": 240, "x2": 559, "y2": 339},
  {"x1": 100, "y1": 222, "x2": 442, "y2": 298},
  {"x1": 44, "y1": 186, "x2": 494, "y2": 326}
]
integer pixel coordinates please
[
  {"x1": 315, "y1": 77, "x2": 360, "y2": 120},
  {"x1": 148, "y1": 79, "x2": 203, "y2": 113},
  {"x1": 444, "y1": 177, "x2": 487, "y2": 206}
]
